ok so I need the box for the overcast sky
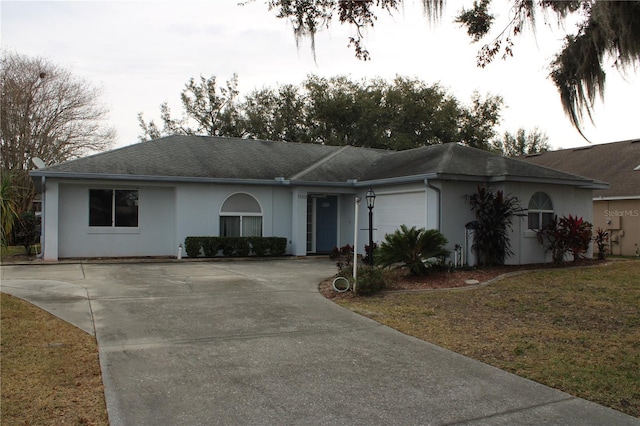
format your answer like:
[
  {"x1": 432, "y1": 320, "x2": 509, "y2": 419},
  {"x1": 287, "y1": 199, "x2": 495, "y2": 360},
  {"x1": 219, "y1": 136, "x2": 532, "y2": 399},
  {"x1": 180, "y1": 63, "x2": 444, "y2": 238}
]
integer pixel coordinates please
[{"x1": 2, "y1": 0, "x2": 638, "y2": 151}]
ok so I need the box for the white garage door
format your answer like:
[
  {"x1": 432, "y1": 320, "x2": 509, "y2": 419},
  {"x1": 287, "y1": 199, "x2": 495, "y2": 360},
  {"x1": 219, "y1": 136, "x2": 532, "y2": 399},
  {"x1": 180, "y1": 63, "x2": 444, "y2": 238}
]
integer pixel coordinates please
[{"x1": 374, "y1": 191, "x2": 426, "y2": 241}]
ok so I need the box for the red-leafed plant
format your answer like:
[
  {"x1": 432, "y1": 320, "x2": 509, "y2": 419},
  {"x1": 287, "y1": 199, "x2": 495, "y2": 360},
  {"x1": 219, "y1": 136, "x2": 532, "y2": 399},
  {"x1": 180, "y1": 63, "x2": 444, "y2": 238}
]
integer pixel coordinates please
[
  {"x1": 593, "y1": 227, "x2": 609, "y2": 260},
  {"x1": 537, "y1": 215, "x2": 593, "y2": 266},
  {"x1": 561, "y1": 215, "x2": 592, "y2": 262},
  {"x1": 329, "y1": 244, "x2": 354, "y2": 272}
]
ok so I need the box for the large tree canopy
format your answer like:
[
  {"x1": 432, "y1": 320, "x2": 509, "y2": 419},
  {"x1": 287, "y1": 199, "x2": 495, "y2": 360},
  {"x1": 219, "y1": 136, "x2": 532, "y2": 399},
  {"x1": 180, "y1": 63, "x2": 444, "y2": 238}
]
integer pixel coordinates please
[
  {"x1": 492, "y1": 127, "x2": 550, "y2": 157},
  {"x1": 264, "y1": 1, "x2": 640, "y2": 137},
  {"x1": 1, "y1": 51, "x2": 115, "y2": 211},
  {"x1": 138, "y1": 73, "x2": 504, "y2": 151}
]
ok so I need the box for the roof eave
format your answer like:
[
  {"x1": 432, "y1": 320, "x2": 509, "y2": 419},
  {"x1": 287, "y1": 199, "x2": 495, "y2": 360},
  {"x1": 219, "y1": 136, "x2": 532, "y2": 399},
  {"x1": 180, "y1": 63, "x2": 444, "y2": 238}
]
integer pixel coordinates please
[
  {"x1": 486, "y1": 174, "x2": 609, "y2": 189},
  {"x1": 593, "y1": 195, "x2": 640, "y2": 201},
  {"x1": 29, "y1": 171, "x2": 292, "y2": 187},
  {"x1": 29, "y1": 170, "x2": 610, "y2": 191}
]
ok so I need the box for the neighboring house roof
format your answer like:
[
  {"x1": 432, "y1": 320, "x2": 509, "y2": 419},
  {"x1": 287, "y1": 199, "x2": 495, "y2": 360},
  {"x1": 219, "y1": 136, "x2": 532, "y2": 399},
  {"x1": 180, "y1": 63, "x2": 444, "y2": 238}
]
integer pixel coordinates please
[
  {"x1": 30, "y1": 135, "x2": 607, "y2": 189},
  {"x1": 519, "y1": 139, "x2": 640, "y2": 199}
]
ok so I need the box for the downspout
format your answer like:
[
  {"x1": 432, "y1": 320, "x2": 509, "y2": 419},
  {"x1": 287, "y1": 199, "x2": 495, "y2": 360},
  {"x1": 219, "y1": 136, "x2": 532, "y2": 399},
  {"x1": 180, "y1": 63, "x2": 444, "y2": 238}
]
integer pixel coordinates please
[
  {"x1": 425, "y1": 179, "x2": 441, "y2": 231},
  {"x1": 39, "y1": 176, "x2": 45, "y2": 259}
]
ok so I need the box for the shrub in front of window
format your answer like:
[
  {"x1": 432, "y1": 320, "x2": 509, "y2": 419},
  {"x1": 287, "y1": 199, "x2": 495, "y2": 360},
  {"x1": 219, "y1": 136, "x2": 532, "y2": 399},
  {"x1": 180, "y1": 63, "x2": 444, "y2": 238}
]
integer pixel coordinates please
[
  {"x1": 184, "y1": 236, "x2": 287, "y2": 258},
  {"x1": 203, "y1": 238, "x2": 223, "y2": 257},
  {"x1": 234, "y1": 238, "x2": 251, "y2": 257},
  {"x1": 219, "y1": 237, "x2": 236, "y2": 257},
  {"x1": 537, "y1": 215, "x2": 593, "y2": 266},
  {"x1": 249, "y1": 237, "x2": 269, "y2": 257},
  {"x1": 376, "y1": 225, "x2": 450, "y2": 276}
]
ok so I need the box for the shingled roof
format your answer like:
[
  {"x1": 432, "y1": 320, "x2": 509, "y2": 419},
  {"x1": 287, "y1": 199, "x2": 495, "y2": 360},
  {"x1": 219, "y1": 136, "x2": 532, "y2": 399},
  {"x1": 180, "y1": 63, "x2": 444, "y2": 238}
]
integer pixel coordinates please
[
  {"x1": 519, "y1": 139, "x2": 640, "y2": 199},
  {"x1": 33, "y1": 135, "x2": 384, "y2": 182},
  {"x1": 30, "y1": 135, "x2": 607, "y2": 189}
]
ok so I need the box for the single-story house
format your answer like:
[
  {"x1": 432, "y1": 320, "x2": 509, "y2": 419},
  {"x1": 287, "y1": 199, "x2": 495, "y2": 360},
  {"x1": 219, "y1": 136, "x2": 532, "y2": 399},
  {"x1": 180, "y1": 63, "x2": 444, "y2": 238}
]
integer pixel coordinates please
[
  {"x1": 30, "y1": 135, "x2": 608, "y2": 263},
  {"x1": 520, "y1": 139, "x2": 639, "y2": 256}
]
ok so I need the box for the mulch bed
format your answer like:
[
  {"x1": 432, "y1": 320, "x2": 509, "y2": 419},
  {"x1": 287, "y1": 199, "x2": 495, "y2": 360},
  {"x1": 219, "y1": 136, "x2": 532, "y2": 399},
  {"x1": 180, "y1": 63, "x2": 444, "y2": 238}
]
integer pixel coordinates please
[{"x1": 319, "y1": 259, "x2": 608, "y2": 300}]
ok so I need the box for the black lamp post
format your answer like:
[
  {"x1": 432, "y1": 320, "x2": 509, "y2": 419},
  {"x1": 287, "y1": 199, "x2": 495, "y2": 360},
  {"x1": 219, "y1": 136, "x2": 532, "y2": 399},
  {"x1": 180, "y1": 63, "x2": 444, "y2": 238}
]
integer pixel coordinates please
[{"x1": 365, "y1": 188, "x2": 376, "y2": 265}]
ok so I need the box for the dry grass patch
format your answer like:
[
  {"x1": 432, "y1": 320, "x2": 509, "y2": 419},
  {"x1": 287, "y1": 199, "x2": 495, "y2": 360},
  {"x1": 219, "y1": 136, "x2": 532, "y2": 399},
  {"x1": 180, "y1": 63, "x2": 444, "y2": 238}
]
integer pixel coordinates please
[
  {"x1": 1, "y1": 293, "x2": 108, "y2": 425},
  {"x1": 335, "y1": 260, "x2": 640, "y2": 418}
]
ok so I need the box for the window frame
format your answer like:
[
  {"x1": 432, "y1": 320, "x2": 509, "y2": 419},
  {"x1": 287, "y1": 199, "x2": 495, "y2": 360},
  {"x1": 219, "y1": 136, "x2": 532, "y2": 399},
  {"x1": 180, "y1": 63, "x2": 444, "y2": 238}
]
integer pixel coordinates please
[
  {"x1": 89, "y1": 188, "x2": 139, "y2": 229},
  {"x1": 527, "y1": 191, "x2": 554, "y2": 231},
  {"x1": 219, "y1": 193, "x2": 263, "y2": 237}
]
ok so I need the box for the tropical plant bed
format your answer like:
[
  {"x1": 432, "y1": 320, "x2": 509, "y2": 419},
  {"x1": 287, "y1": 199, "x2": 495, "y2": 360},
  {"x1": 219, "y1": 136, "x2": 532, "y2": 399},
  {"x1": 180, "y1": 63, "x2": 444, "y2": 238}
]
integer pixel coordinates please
[{"x1": 319, "y1": 259, "x2": 607, "y2": 300}]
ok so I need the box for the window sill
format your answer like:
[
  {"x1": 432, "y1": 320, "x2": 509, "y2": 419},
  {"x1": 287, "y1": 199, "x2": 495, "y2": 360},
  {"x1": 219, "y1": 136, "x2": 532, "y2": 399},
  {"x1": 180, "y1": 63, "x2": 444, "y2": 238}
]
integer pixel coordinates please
[
  {"x1": 524, "y1": 229, "x2": 538, "y2": 238},
  {"x1": 87, "y1": 227, "x2": 140, "y2": 235}
]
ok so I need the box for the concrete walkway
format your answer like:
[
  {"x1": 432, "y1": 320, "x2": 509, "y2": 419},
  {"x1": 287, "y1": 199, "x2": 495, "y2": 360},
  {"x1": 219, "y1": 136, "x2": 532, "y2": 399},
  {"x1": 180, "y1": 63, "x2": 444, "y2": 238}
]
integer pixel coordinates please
[{"x1": 2, "y1": 259, "x2": 638, "y2": 425}]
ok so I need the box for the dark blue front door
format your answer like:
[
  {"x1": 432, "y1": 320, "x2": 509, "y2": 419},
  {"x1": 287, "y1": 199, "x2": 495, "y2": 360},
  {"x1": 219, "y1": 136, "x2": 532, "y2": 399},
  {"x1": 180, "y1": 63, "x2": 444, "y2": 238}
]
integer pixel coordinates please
[{"x1": 315, "y1": 196, "x2": 338, "y2": 253}]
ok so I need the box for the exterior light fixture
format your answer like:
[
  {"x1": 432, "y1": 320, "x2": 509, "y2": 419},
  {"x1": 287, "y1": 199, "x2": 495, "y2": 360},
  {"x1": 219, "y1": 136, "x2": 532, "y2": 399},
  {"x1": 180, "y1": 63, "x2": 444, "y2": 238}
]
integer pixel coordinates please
[
  {"x1": 366, "y1": 188, "x2": 376, "y2": 209},
  {"x1": 366, "y1": 188, "x2": 376, "y2": 264}
]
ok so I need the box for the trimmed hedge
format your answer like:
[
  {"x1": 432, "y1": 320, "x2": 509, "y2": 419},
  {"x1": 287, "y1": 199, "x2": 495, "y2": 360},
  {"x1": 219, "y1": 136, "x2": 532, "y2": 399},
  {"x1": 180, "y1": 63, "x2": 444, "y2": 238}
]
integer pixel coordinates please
[{"x1": 184, "y1": 236, "x2": 287, "y2": 258}]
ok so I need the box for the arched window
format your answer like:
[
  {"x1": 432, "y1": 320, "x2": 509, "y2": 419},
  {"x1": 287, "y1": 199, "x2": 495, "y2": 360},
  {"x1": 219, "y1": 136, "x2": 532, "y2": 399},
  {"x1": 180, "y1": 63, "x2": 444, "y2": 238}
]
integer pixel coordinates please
[
  {"x1": 528, "y1": 192, "x2": 554, "y2": 230},
  {"x1": 220, "y1": 193, "x2": 263, "y2": 237}
]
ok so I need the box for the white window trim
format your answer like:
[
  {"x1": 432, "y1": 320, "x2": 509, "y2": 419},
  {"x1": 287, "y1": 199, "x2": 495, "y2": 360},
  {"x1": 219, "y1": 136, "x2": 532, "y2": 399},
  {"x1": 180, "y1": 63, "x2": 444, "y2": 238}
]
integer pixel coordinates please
[
  {"x1": 219, "y1": 193, "x2": 263, "y2": 237},
  {"x1": 526, "y1": 192, "x2": 554, "y2": 232}
]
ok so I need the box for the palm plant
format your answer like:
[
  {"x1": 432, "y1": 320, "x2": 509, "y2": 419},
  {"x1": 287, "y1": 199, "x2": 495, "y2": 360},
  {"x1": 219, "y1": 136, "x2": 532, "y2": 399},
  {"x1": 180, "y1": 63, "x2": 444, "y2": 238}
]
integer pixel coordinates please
[
  {"x1": 376, "y1": 225, "x2": 450, "y2": 276},
  {"x1": 1, "y1": 171, "x2": 22, "y2": 246}
]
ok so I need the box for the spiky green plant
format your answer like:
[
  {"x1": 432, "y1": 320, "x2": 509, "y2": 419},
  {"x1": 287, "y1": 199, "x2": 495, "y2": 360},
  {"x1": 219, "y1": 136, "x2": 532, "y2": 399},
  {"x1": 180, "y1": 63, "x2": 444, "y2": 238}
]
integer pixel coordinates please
[
  {"x1": 376, "y1": 225, "x2": 450, "y2": 276},
  {"x1": 1, "y1": 171, "x2": 22, "y2": 246}
]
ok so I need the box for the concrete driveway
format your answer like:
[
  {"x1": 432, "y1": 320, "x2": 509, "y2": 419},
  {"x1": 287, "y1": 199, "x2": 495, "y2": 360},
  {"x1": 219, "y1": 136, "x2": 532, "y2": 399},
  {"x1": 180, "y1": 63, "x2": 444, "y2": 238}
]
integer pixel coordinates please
[{"x1": 2, "y1": 259, "x2": 638, "y2": 425}]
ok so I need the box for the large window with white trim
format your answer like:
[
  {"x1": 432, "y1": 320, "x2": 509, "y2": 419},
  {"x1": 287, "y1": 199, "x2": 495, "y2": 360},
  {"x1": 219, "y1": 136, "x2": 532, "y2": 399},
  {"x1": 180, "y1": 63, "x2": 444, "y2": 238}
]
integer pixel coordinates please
[
  {"x1": 527, "y1": 191, "x2": 554, "y2": 230},
  {"x1": 220, "y1": 193, "x2": 262, "y2": 237},
  {"x1": 89, "y1": 189, "x2": 138, "y2": 227}
]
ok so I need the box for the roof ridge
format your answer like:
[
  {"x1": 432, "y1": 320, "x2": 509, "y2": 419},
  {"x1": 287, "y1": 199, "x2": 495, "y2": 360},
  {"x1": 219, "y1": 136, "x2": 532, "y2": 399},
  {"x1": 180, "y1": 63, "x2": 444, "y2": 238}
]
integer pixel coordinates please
[
  {"x1": 289, "y1": 145, "x2": 351, "y2": 180},
  {"x1": 436, "y1": 143, "x2": 456, "y2": 173}
]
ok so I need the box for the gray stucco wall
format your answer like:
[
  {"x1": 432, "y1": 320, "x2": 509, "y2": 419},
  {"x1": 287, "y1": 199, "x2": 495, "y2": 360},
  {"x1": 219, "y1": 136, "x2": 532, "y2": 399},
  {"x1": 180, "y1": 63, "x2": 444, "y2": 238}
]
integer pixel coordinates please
[
  {"x1": 439, "y1": 181, "x2": 595, "y2": 265},
  {"x1": 174, "y1": 184, "x2": 293, "y2": 256},
  {"x1": 45, "y1": 177, "x2": 594, "y2": 263},
  {"x1": 57, "y1": 182, "x2": 176, "y2": 258},
  {"x1": 51, "y1": 181, "x2": 295, "y2": 259}
]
